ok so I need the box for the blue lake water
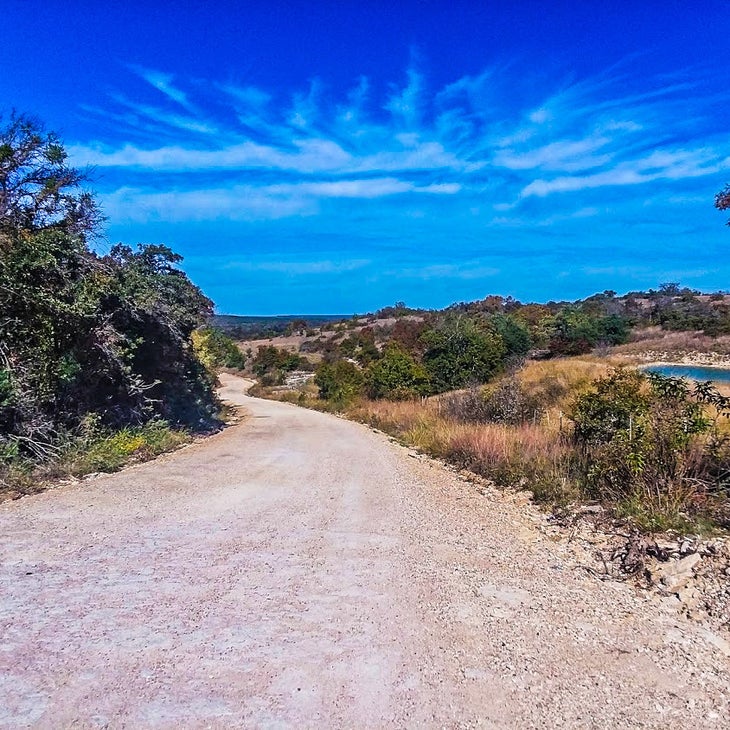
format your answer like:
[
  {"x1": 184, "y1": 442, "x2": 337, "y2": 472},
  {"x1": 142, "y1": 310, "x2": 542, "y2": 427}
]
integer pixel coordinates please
[{"x1": 642, "y1": 364, "x2": 730, "y2": 383}]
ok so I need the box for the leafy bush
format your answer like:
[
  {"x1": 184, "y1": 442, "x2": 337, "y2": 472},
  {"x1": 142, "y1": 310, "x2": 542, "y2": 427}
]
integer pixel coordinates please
[
  {"x1": 365, "y1": 343, "x2": 430, "y2": 400},
  {"x1": 571, "y1": 368, "x2": 730, "y2": 529},
  {"x1": 421, "y1": 316, "x2": 505, "y2": 392},
  {"x1": 314, "y1": 360, "x2": 364, "y2": 404},
  {"x1": 192, "y1": 327, "x2": 246, "y2": 370}
]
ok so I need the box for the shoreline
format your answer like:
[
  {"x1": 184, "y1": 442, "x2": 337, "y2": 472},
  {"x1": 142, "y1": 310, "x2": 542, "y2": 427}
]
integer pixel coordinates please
[
  {"x1": 637, "y1": 360, "x2": 730, "y2": 371},
  {"x1": 616, "y1": 350, "x2": 730, "y2": 369}
]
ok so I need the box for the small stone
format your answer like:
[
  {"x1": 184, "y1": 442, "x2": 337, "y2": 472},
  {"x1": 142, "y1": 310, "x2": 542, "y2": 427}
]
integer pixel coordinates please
[
  {"x1": 654, "y1": 539, "x2": 679, "y2": 555},
  {"x1": 676, "y1": 586, "x2": 700, "y2": 611},
  {"x1": 650, "y1": 553, "x2": 702, "y2": 593},
  {"x1": 679, "y1": 539, "x2": 694, "y2": 555},
  {"x1": 578, "y1": 504, "x2": 604, "y2": 515},
  {"x1": 699, "y1": 628, "x2": 730, "y2": 657}
]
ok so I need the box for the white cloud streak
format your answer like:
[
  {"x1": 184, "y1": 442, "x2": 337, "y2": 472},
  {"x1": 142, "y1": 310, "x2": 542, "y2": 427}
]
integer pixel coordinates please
[
  {"x1": 73, "y1": 63, "x2": 728, "y2": 222},
  {"x1": 100, "y1": 177, "x2": 460, "y2": 223},
  {"x1": 129, "y1": 65, "x2": 196, "y2": 112},
  {"x1": 521, "y1": 148, "x2": 723, "y2": 198},
  {"x1": 224, "y1": 259, "x2": 371, "y2": 275}
]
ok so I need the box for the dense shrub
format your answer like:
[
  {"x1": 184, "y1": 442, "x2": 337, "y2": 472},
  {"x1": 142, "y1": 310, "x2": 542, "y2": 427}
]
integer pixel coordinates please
[
  {"x1": 421, "y1": 316, "x2": 505, "y2": 392},
  {"x1": 443, "y1": 376, "x2": 540, "y2": 426},
  {"x1": 572, "y1": 368, "x2": 730, "y2": 529},
  {"x1": 487, "y1": 314, "x2": 532, "y2": 360},
  {"x1": 193, "y1": 327, "x2": 247, "y2": 370},
  {"x1": 442, "y1": 386, "x2": 493, "y2": 424},
  {"x1": 314, "y1": 360, "x2": 364, "y2": 404},
  {"x1": 337, "y1": 328, "x2": 380, "y2": 365},
  {"x1": 365, "y1": 343, "x2": 430, "y2": 400},
  {"x1": 546, "y1": 307, "x2": 628, "y2": 356},
  {"x1": 252, "y1": 345, "x2": 311, "y2": 385},
  {"x1": 0, "y1": 113, "x2": 220, "y2": 484}
]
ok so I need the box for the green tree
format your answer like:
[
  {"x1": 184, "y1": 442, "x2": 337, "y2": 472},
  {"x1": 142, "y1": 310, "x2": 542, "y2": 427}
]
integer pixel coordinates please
[
  {"x1": 571, "y1": 368, "x2": 649, "y2": 445},
  {"x1": 421, "y1": 316, "x2": 505, "y2": 392},
  {"x1": 487, "y1": 314, "x2": 531, "y2": 360},
  {"x1": 365, "y1": 343, "x2": 430, "y2": 400},
  {"x1": 716, "y1": 183, "x2": 730, "y2": 225},
  {"x1": 0, "y1": 112, "x2": 101, "y2": 236},
  {"x1": 314, "y1": 360, "x2": 364, "y2": 403}
]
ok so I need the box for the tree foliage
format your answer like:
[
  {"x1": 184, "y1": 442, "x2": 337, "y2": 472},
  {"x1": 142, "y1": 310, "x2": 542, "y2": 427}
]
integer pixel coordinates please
[
  {"x1": 192, "y1": 327, "x2": 247, "y2": 371},
  {"x1": 365, "y1": 342, "x2": 430, "y2": 400},
  {"x1": 314, "y1": 360, "x2": 364, "y2": 404},
  {"x1": 0, "y1": 112, "x2": 102, "y2": 237},
  {"x1": 546, "y1": 307, "x2": 627, "y2": 356},
  {"x1": 252, "y1": 345, "x2": 310, "y2": 385},
  {"x1": 421, "y1": 316, "x2": 505, "y2": 392},
  {"x1": 0, "y1": 113, "x2": 220, "y2": 468},
  {"x1": 486, "y1": 314, "x2": 531, "y2": 360},
  {"x1": 716, "y1": 183, "x2": 730, "y2": 226}
]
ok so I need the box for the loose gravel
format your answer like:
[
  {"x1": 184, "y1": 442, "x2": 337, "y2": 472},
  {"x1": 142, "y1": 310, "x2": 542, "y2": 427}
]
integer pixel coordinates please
[{"x1": 0, "y1": 374, "x2": 728, "y2": 728}]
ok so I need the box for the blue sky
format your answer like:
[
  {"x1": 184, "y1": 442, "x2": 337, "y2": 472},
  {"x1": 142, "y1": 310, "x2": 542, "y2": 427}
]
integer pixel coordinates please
[{"x1": 2, "y1": 1, "x2": 729, "y2": 314}]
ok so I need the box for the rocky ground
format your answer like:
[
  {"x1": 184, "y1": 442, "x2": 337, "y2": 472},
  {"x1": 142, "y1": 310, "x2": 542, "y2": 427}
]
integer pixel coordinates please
[{"x1": 546, "y1": 507, "x2": 730, "y2": 640}]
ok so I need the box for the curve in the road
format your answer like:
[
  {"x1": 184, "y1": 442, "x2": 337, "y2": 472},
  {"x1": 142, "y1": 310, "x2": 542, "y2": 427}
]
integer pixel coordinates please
[{"x1": 0, "y1": 374, "x2": 728, "y2": 728}]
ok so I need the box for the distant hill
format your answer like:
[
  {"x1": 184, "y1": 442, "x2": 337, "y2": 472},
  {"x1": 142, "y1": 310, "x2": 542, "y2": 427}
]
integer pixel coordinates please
[
  {"x1": 211, "y1": 285, "x2": 730, "y2": 342},
  {"x1": 210, "y1": 313, "x2": 349, "y2": 338}
]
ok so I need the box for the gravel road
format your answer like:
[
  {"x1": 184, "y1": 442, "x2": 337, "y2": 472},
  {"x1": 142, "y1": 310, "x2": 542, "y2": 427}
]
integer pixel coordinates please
[{"x1": 1, "y1": 374, "x2": 728, "y2": 728}]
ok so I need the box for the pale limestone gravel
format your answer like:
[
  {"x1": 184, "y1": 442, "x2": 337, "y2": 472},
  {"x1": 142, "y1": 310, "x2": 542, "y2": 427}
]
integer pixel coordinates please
[{"x1": 0, "y1": 374, "x2": 728, "y2": 729}]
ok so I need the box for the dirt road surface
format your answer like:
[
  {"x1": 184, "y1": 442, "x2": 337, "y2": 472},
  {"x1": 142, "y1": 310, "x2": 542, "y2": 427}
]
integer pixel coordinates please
[{"x1": 1, "y1": 374, "x2": 728, "y2": 728}]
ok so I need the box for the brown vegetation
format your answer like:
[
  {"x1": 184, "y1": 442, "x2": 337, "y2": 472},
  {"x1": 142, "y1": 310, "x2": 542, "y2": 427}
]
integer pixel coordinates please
[
  {"x1": 260, "y1": 356, "x2": 730, "y2": 534},
  {"x1": 613, "y1": 327, "x2": 730, "y2": 360}
]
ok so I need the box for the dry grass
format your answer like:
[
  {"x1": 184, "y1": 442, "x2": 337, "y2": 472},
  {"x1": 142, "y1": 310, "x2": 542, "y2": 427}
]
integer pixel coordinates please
[
  {"x1": 516, "y1": 357, "x2": 613, "y2": 414},
  {"x1": 349, "y1": 394, "x2": 577, "y2": 504},
  {"x1": 613, "y1": 328, "x2": 730, "y2": 359}
]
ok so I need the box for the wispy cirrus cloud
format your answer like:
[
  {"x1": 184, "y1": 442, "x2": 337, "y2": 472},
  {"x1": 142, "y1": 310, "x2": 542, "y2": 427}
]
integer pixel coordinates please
[
  {"x1": 224, "y1": 258, "x2": 371, "y2": 275},
  {"x1": 106, "y1": 92, "x2": 219, "y2": 135},
  {"x1": 101, "y1": 177, "x2": 459, "y2": 223},
  {"x1": 493, "y1": 134, "x2": 614, "y2": 172},
  {"x1": 521, "y1": 148, "x2": 723, "y2": 198},
  {"x1": 71, "y1": 60, "x2": 729, "y2": 227},
  {"x1": 128, "y1": 64, "x2": 196, "y2": 112},
  {"x1": 69, "y1": 137, "x2": 472, "y2": 175},
  {"x1": 392, "y1": 262, "x2": 500, "y2": 280}
]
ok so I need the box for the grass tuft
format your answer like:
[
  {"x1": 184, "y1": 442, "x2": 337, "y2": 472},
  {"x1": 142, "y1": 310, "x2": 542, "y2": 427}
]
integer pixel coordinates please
[{"x1": 68, "y1": 420, "x2": 191, "y2": 476}]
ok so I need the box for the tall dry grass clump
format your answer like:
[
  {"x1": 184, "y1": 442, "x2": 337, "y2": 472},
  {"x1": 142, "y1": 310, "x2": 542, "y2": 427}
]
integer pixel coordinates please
[
  {"x1": 441, "y1": 421, "x2": 576, "y2": 503},
  {"x1": 350, "y1": 393, "x2": 577, "y2": 504},
  {"x1": 517, "y1": 358, "x2": 611, "y2": 414},
  {"x1": 351, "y1": 398, "x2": 437, "y2": 436}
]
